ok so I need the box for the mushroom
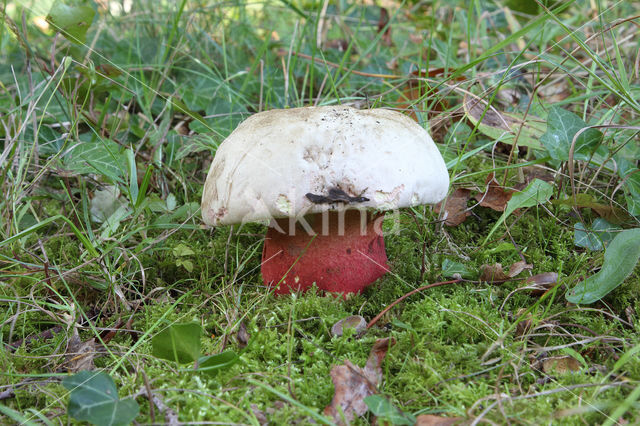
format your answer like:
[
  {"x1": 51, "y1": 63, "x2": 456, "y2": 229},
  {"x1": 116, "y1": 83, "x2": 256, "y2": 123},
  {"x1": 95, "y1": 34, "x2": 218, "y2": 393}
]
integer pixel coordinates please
[{"x1": 201, "y1": 106, "x2": 449, "y2": 295}]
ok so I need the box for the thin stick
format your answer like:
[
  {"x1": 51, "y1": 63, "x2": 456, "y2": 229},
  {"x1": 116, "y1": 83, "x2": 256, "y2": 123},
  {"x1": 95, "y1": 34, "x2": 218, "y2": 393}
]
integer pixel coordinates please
[{"x1": 367, "y1": 279, "x2": 461, "y2": 329}]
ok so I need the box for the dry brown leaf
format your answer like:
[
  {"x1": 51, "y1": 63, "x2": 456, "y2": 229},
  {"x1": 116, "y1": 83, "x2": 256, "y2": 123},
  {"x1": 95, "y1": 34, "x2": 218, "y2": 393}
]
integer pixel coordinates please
[
  {"x1": 524, "y1": 272, "x2": 559, "y2": 295},
  {"x1": 325, "y1": 39, "x2": 349, "y2": 52},
  {"x1": 479, "y1": 263, "x2": 510, "y2": 282},
  {"x1": 479, "y1": 261, "x2": 532, "y2": 283},
  {"x1": 65, "y1": 335, "x2": 96, "y2": 372},
  {"x1": 522, "y1": 166, "x2": 555, "y2": 184},
  {"x1": 415, "y1": 414, "x2": 463, "y2": 426},
  {"x1": 434, "y1": 188, "x2": 472, "y2": 226},
  {"x1": 542, "y1": 356, "x2": 582, "y2": 375},
  {"x1": 377, "y1": 7, "x2": 392, "y2": 46},
  {"x1": 515, "y1": 309, "x2": 533, "y2": 337},
  {"x1": 475, "y1": 173, "x2": 513, "y2": 212},
  {"x1": 324, "y1": 337, "x2": 396, "y2": 425},
  {"x1": 537, "y1": 79, "x2": 571, "y2": 103},
  {"x1": 250, "y1": 404, "x2": 268, "y2": 425},
  {"x1": 331, "y1": 315, "x2": 367, "y2": 338},
  {"x1": 508, "y1": 260, "x2": 532, "y2": 277},
  {"x1": 237, "y1": 321, "x2": 250, "y2": 349}
]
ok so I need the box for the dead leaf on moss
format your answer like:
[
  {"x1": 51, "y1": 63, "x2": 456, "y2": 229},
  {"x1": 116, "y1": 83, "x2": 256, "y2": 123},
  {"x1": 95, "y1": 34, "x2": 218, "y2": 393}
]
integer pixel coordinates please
[
  {"x1": 475, "y1": 173, "x2": 513, "y2": 212},
  {"x1": 434, "y1": 188, "x2": 472, "y2": 226},
  {"x1": 542, "y1": 356, "x2": 582, "y2": 375},
  {"x1": 324, "y1": 338, "x2": 396, "y2": 425},
  {"x1": 552, "y1": 193, "x2": 634, "y2": 225},
  {"x1": 250, "y1": 404, "x2": 268, "y2": 425},
  {"x1": 479, "y1": 261, "x2": 532, "y2": 283},
  {"x1": 331, "y1": 315, "x2": 367, "y2": 337},
  {"x1": 523, "y1": 272, "x2": 559, "y2": 295},
  {"x1": 377, "y1": 7, "x2": 392, "y2": 46},
  {"x1": 514, "y1": 309, "x2": 534, "y2": 337},
  {"x1": 463, "y1": 93, "x2": 545, "y2": 150},
  {"x1": 522, "y1": 166, "x2": 555, "y2": 184},
  {"x1": 237, "y1": 321, "x2": 250, "y2": 349},
  {"x1": 325, "y1": 39, "x2": 349, "y2": 52},
  {"x1": 416, "y1": 414, "x2": 463, "y2": 425},
  {"x1": 64, "y1": 335, "x2": 96, "y2": 372}
]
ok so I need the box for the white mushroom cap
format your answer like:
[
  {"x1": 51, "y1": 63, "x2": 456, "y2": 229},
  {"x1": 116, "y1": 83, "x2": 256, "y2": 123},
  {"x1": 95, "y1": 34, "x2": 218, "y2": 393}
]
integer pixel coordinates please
[{"x1": 201, "y1": 106, "x2": 449, "y2": 226}]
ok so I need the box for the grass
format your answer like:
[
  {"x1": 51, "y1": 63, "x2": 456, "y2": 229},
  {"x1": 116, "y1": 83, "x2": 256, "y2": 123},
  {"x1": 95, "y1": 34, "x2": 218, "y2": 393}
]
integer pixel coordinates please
[{"x1": 1, "y1": 0, "x2": 640, "y2": 424}]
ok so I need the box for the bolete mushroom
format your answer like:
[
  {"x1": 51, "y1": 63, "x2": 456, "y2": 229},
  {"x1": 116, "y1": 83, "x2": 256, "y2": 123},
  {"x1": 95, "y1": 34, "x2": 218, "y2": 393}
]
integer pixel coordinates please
[{"x1": 201, "y1": 106, "x2": 449, "y2": 295}]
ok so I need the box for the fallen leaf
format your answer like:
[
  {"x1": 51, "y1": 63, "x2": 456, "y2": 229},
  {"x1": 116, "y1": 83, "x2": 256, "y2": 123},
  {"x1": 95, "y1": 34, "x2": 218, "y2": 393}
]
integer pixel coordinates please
[
  {"x1": 523, "y1": 272, "x2": 559, "y2": 295},
  {"x1": 415, "y1": 414, "x2": 463, "y2": 425},
  {"x1": 514, "y1": 309, "x2": 533, "y2": 337},
  {"x1": 434, "y1": 188, "x2": 472, "y2": 226},
  {"x1": 250, "y1": 404, "x2": 268, "y2": 425},
  {"x1": 237, "y1": 321, "x2": 250, "y2": 349},
  {"x1": 324, "y1": 338, "x2": 396, "y2": 425},
  {"x1": 463, "y1": 93, "x2": 545, "y2": 150},
  {"x1": 536, "y1": 78, "x2": 571, "y2": 103},
  {"x1": 542, "y1": 356, "x2": 582, "y2": 375},
  {"x1": 521, "y1": 166, "x2": 555, "y2": 184},
  {"x1": 396, "y1": 68, "x2": 456, "y2": 125},
  {"x1": 479, "y1": 263, "x2": 509, "y2": 282},
  {"x1": 553, "y1": 193, "x2": 633, "y2": 225},
  {"x1": 508, "y1": 260, "x2": 532, "y2": 277},
  {"x1": 479, "y1": 261, "x2": 532, "y2": 283},
  {"x1": 325, "y1": 39, "x2": 349, "y2": 52},
  {"x1": 377, "y1": 7, "x2": 392, "y2": 46},
  {"x1": 64, "y1": 335, "x2": 96, "y2": 372},
  {"x1": 475, "y1": 173, "x2": 513, "y2": 212},
  {"x1": 484, "y1": 179, "x2": 554, "y2": 244},
  {"x1": 331, "y1": 315, "x2": 367, "y2": 338}
]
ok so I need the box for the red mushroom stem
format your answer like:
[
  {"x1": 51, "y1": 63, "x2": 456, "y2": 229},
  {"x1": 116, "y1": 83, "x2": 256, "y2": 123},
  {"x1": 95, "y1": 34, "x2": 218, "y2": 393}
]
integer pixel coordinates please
[{"x1": 261, "y1": 210, "x2": 389, "y2": 295}]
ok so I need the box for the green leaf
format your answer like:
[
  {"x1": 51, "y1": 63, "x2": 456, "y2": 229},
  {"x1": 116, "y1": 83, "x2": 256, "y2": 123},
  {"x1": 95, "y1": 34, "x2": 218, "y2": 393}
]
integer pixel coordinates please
[
  {"x1": 152, "y1": 322, "x2": 202, "y2": 364},
  {"x1": 441, "y1": 259, "x2": 475, "y2": 279},
  {"x1": 65, "y1": 139, "x2": 125, "y2": 182},
  {"x1": 125, "y1": 148, "x2": 138, "y2": 204},
  {"x1": 566, "y1": 228, "x2": 640, "y2": 304},
  {"x1": 172, "y1": 243, "x2": 195, "y2": 257},
  {"x1": 574, "y1": 218, "x2": 620, "y2": 251},
  {"x1": 62, "y1": 371, "x2": 139, "y2": 426},
  {"x1": 176, "y1": 258, "x2": 194, "y2": 273},
  {"x1": 540, "y1": 106, "x2": 603, "y2": 161},
  {"x1": 46, "y1": 1, "x2": 96, "y2": 44},
  {"x1": 135, "y1": 165, "x2": 154, "y2": 209},
  {"x1": 0, "y1": 404, "x2": 40, "y2": 426},
  {"x1": 484, "y1": 179, "x2": 554, "y2": 244},
  {"x1": 622, "y1": 171, "x2": 640, "y2": 217},
  {"x1": 364, "y1": 395, "x2": 415, "y2": 426},
  {"x1": 196, "y1": 351, "x2": 239, "y2": 377}
]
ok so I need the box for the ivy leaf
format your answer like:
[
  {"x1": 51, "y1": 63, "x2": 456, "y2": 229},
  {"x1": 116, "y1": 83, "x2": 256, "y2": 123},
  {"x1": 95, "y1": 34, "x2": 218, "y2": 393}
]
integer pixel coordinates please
[
  {"x1": 540, "y1": 106, "x2": 603, "y2": 161},
  {"x1": 574, "y1": 218, "x2": 620, "y2": 251},
  {"x1": 62, "y1": 371, "x2": 139, "y2": 426},
  {"x1": 65, "y1": 139, "x2": 125, "y2": 182},
  {"x1": 152, "y1": 323, "x2": 202, "y2": 364},
  {"x1": 566, "y1": 228, "x2": 640, "y2": 304},
  {"x1": 46, "y1": 0, "x2": 96, "y2": 44}
]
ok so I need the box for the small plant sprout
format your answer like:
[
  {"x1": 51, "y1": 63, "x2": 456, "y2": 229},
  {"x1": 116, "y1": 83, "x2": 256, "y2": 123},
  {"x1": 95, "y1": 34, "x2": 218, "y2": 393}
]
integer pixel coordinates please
[{"x1": 201, "y1": 106, "x2": 449, "y2": 295}]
